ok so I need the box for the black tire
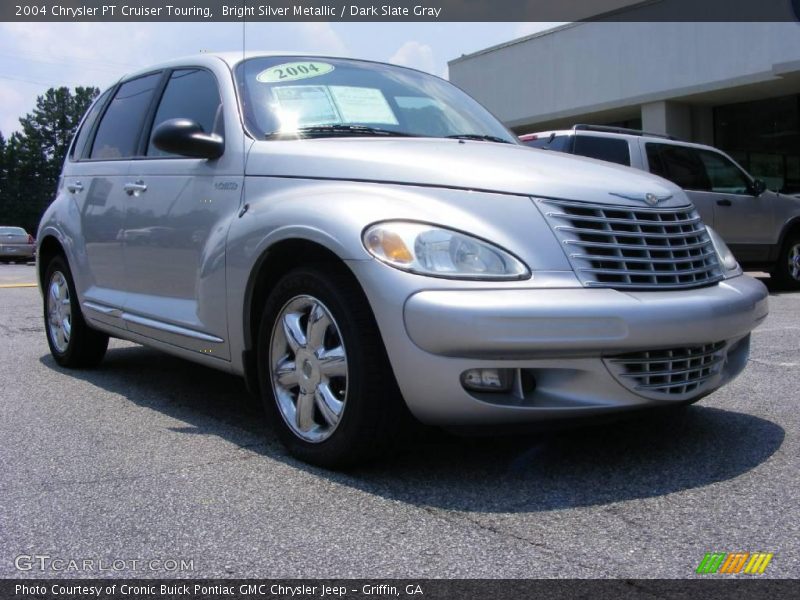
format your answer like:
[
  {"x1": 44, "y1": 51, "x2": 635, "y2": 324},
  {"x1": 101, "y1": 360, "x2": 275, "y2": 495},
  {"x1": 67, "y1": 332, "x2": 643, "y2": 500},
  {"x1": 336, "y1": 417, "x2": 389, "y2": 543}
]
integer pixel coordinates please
[
  {"x1": 256, "y1": 264, "x2": 410, "y2": 468},
  {"x1": 43, "y1": 255, "x2": 109, "y2": 368},
  {"x1": 771, "y1": 232, "x2": 800, "y2": 291}
]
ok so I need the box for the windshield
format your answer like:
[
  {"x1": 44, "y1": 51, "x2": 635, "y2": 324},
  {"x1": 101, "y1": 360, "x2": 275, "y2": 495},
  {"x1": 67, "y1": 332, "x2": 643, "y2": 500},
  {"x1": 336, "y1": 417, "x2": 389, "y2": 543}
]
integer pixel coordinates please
[{"x1": 235, "y1": 56, "x2": 516, "y2": 143}]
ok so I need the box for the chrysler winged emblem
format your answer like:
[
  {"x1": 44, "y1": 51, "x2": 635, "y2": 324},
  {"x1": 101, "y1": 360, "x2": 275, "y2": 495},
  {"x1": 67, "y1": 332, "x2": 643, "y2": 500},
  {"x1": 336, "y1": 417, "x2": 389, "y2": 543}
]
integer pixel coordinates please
[{"x1": 609, "y1": 191, "x2": 673, "y2": 206}]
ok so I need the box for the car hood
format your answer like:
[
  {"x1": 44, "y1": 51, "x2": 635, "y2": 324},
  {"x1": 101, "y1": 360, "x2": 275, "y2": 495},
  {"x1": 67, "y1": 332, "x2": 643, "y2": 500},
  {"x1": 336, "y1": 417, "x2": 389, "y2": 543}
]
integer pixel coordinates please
[{"x1": 245, "y1": 137, "x2": 687, "y2": 207}]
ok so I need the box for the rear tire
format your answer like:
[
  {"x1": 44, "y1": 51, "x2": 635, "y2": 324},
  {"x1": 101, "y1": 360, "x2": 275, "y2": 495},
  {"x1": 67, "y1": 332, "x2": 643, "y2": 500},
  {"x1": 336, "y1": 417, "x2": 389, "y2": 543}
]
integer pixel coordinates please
[
  {"x1": 772, "y1": 232, "x2": 800, "y2": 291},
  {"x1": 43, "y1": 256, "x2": 109, "y2": 368},
  {"x1": 256, "y1": 264, "x2": 409, "y2": 468}
]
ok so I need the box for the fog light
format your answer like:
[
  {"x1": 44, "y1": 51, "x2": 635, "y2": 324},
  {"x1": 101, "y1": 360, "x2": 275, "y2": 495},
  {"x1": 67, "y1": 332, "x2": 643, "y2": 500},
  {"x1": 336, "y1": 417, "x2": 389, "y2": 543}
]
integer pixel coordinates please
[{"x1": 461, "y1": 368, "x2": 512, "y2": 392}]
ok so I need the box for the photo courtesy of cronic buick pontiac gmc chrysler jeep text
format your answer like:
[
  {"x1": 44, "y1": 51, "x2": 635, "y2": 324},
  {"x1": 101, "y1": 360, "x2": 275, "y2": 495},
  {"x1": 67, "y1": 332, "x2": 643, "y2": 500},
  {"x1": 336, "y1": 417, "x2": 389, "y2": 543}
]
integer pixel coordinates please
[{"x1": 38, "y1": 53, "x2": 769, "y2": 467}]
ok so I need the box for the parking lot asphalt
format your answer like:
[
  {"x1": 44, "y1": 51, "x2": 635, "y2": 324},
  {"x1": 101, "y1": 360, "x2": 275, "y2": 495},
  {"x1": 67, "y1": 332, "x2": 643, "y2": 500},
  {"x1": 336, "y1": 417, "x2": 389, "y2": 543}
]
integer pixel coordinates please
[{"x1": 0, "y1": 262, "x2": 797, "y2": 579}]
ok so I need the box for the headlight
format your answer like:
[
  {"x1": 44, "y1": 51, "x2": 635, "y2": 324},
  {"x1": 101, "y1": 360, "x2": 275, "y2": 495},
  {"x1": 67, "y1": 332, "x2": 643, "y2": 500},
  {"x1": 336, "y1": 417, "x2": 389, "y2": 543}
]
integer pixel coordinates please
[
  {"x1": 362, "y1": 221, "x2": 530, "y2": 280},
  {"x1": 706, "y1": 226, "x2": 742, "y2": 278}
]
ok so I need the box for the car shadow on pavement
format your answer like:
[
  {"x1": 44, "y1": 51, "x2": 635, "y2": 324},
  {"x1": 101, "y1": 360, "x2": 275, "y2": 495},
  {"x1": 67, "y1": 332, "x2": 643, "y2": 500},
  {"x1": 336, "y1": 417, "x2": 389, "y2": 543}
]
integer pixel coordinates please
[
  {"x1": 755, "y1": 275, "x2": 796, "y2": 296},
  {"x1": 40, "y1": 344, "x2": 785, "y2": 514}
]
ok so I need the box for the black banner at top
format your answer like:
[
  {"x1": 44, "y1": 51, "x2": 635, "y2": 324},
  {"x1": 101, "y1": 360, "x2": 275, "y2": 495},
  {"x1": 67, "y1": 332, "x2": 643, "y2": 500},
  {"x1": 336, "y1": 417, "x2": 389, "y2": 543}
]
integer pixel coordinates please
[{"x1": 2, "y1": 0, "x2": 800, "y2": 22}]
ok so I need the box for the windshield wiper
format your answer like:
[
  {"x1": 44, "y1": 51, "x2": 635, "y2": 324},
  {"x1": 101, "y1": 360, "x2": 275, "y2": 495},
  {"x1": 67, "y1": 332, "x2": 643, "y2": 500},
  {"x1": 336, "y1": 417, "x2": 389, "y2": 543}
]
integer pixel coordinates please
[
  {"x1": 446, "y1": 134, "x2": 512, "y2": 144},
  {"x1": 266, "y1": 125, "x2": 417, "y2": 139}
]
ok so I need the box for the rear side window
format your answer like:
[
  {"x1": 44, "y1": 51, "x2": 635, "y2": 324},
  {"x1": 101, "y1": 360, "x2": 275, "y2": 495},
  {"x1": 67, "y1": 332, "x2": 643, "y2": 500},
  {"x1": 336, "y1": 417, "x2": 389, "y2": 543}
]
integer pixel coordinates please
[
  {"x1": 646, "y1": 143, "x2": 710, "y2": 191},
  {"x1": 573, "y1": 135, "x2": 630, "y2": 166},
  {"x1": 147, "y1": 69, "x2": 222, "y2": 157},
  {"x1": 70, "y1": 88, "x2": 112, "y2": 161},
  {"x1": 90, "y1": 73, "x2": 162, "y2": 159},
  {"x1": 0, "y1": 227, "x2": 26, "y2": 235},
  {"x1": 522, "y1": 135, "x2": 571, "y2": 152}
]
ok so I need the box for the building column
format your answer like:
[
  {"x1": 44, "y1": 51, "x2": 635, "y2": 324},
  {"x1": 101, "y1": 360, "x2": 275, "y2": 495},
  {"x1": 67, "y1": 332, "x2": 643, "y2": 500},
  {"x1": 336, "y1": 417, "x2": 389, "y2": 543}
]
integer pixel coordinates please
[{"x1": 641, "y1": 101, "x2": 693, "y2": 140}]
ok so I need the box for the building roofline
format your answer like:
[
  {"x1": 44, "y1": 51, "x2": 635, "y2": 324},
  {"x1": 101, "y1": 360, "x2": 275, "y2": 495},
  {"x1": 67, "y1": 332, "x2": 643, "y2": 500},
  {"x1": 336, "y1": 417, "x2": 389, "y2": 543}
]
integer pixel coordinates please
[{"x1": 448, "y1": 22, "x2": 580, "y2": 66}]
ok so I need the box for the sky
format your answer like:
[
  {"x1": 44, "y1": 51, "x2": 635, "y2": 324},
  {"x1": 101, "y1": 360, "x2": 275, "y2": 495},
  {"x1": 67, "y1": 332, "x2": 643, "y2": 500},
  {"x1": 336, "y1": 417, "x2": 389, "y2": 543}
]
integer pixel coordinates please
[{"x1": 0, "y1": 21, "x2": 561, "y2": 136}]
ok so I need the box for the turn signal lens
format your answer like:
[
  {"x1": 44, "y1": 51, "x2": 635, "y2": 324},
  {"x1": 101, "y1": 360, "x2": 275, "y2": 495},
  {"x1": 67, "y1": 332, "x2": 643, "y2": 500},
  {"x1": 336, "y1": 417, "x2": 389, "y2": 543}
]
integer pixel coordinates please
[
  {"x1": 706, "y1": 225, "x2": 741, "y2": 277},
  {"x1": 364, "y1": 229, "x2": 413, "y2": 264}
]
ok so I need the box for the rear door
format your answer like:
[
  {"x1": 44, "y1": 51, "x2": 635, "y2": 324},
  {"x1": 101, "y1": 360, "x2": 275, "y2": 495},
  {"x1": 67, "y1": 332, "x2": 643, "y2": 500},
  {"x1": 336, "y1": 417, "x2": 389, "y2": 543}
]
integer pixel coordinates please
[{"x1": 121, "y1": 67, "x2": 239, "y2": 360}]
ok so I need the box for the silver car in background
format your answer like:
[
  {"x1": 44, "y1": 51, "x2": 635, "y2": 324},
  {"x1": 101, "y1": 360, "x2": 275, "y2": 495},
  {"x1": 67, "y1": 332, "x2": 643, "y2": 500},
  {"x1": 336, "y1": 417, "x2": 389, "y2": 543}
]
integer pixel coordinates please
[
  {"x1": 0, "y1": 226, "x2": 36, "y2": 263},
  {"x1": 37, "y1": 53, "x2": 768, "y2": 467}
]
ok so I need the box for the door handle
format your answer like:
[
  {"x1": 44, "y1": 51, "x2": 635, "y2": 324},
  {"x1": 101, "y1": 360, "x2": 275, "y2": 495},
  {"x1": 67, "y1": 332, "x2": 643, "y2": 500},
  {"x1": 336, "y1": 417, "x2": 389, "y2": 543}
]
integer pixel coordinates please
[
  {"x1": 66, "y1": 181, "x2": 83, "y2": 193},
  {"x1": 124, "y1": 180, "x2": 147, "y2": 195},
  {"x1": 716, "y1": 199, "x2": 732, "y2": 207}
]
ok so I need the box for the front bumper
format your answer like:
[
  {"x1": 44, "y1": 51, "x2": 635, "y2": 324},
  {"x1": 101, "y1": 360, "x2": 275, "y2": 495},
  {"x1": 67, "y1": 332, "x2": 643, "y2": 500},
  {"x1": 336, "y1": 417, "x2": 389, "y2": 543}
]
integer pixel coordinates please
[{"x1": 352, "y1": 261, "x2": 768, "y2": 426}]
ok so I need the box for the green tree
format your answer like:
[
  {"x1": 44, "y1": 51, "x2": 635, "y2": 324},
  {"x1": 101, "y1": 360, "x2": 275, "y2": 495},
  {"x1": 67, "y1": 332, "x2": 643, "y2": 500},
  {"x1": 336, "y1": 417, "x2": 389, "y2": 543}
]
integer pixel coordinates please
[{"x1": 0, "y1": 86, "x2": 98, "y2": 232}]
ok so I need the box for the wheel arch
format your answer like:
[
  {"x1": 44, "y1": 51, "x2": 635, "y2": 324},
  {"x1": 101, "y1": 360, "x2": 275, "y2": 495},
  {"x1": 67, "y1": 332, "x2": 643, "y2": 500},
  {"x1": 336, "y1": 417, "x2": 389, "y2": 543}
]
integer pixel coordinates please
[
  {"x1": 777, "y1": 217, "x2": 800, "y2": 252},
  {"x1": 240, "y1": 237, "x2": 367, "y2": 395},
  {"x1": 37, "y1": 234, "x2": 68, "y2": 290}
]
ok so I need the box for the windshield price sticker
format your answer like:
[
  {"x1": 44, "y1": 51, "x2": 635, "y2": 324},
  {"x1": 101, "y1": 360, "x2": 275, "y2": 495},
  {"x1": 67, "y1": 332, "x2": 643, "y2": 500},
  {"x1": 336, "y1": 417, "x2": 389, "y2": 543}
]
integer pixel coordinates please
[
  {"x1": 257, "y1": 62, "x2": 335, "y2": 83},
  {"x1": 329, "y1": 86, "x2": 399, "y2": 125},
  {"x1": 271, "y1": 86, "x2": 342, "y2": 128}
]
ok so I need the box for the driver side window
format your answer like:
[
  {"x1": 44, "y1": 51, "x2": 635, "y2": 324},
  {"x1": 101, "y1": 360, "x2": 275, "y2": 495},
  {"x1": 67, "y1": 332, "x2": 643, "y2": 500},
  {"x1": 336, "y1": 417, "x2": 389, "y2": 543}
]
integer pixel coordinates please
[
  {"x1": 147, "y1": 68, "x2": 222, "y2": 157},
  {"x1": 696, "y1": 150, "x2": 751, "y2": 195}
]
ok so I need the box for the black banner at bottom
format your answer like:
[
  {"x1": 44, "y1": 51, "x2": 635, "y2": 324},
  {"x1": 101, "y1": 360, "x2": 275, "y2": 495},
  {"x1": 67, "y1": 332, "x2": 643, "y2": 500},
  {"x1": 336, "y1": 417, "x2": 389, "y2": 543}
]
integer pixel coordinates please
[{"x1": 2, "y1": 579, "x2": 799, "y2": 600}]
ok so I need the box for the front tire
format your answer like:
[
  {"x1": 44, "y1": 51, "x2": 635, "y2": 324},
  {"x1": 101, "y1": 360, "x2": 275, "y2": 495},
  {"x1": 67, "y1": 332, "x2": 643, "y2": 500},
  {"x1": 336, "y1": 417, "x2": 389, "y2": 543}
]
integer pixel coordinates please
[
  {"x1": 43, "y1": 256, "x2": 109, "y2": 368},
  {"x1": 256, "y1": 265, "x2": 408, "y2": 468},
  {"x1": 772, "y1": 232, "x2": 800, "y2": 291}
]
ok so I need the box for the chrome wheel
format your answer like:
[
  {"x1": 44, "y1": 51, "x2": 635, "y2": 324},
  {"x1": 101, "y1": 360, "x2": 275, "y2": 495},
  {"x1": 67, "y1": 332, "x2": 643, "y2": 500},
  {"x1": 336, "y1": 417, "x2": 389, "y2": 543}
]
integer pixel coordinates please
[
  {"x1": 789, "y1": 243, "x2": 800, "y2": 282},
  {"x1": 47, "y1": 270, "x2": 72, "y2": 353},
  {"x1": 269, "y1": 295, "x2": 348, "y2": 443}
]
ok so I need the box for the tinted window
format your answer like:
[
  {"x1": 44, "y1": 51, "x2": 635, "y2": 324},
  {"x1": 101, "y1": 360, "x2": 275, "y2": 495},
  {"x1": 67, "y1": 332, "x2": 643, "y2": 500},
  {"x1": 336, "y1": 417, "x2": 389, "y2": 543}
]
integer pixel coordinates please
[
  {"x1": 697, "y1": 150, "x2": 751, "y2": 194},
  {"x1": 573, "y1": 135, "x2": 630, "y2": 166},
  {"x1": 147, "y1": 69, "x2": 222, "y2": 157},
  {"x1": 70, "y1": 88, "x2": 112, "y2": 160},
  {"x1": 714, "y1": 94, "x2": 799, "y2": 193},
  {"x1": 646, "y1": 143, "x2": 710, "y2": 190},
  {"x1": 0, "y1": 227, "x2": 26, "y2": 235},
  {"x1": 522, "y1": 135, "x2": 571, "y2": 152},
  {"x1": 90, "y1": 73, "x2": 161, "y2": 159}
]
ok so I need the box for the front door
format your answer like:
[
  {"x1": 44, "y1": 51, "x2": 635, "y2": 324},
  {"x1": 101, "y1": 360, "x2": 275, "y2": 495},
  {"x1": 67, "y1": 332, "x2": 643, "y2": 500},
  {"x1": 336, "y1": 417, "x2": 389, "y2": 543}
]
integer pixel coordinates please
[
  {"x1": 121, "y1": 67, "x2": 241, "y2": 360},
  {"x1": 643, "y1": 142, "x2": 775, "y2": 262},
  {"x1": 696, "y1": 149, "x2": 775, "y2": 263}
]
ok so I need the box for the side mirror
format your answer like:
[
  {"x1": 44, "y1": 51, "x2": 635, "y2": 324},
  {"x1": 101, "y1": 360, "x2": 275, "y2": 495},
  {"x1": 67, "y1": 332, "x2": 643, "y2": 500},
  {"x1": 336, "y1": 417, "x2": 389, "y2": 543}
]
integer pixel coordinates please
[
  {"x1": 751, "y1": 178, "x2": 767, "y2": 196},
  {"x1": 152, "y1": 118, "x2": 224, "y2": 159}
]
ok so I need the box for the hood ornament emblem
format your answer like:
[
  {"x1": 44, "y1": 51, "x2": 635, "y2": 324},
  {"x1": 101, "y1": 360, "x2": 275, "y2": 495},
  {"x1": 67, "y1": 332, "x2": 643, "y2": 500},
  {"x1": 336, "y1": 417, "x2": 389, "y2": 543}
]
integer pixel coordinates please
[{"x1": 609, "y1": 191, "x2": 673, "y2": 206}]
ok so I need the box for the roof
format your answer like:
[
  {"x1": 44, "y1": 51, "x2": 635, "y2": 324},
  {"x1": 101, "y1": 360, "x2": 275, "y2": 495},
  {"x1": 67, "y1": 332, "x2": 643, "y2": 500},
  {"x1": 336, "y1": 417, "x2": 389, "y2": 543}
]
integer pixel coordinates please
[{"x1": 116, "y1": 51, "x2": 432, "y2": 84}]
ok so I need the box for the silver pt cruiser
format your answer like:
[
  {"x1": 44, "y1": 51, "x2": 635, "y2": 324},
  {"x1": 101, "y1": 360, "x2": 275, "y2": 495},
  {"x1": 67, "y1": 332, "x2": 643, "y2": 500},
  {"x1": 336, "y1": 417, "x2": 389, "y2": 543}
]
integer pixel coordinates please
[{"x1": 38, "y1": 53, "x2": 769, "y2": 467}]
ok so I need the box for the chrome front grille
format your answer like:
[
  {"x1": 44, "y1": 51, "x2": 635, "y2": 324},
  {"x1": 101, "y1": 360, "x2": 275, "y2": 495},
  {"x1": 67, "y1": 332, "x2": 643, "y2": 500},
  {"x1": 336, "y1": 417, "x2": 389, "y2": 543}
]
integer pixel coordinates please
[
  {"x1": 539, "y1": 198, "x2": 723, "y2": 290},
  {"x1": 605, "y1": 341, "x2": 727, "y2": 400}
]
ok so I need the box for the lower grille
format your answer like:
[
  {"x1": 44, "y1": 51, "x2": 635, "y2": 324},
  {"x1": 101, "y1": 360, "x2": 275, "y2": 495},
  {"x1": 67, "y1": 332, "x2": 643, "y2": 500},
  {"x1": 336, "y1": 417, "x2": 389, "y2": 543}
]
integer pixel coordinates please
[{"x1": 605, "y1": 342, "x2": 727, "y2": 400}]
